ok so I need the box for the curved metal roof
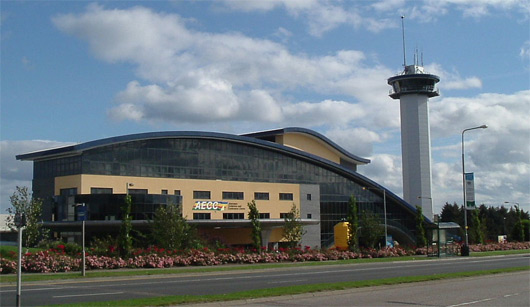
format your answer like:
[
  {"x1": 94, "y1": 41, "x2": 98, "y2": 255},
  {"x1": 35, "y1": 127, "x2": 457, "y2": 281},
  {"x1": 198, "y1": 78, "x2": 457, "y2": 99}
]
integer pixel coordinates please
[
  {"x1": 243, "y1": 127, "x2": 370, "y2": 164},
  {"x1": 16, "y1": 129, "x2": 429, "y2": 223}
]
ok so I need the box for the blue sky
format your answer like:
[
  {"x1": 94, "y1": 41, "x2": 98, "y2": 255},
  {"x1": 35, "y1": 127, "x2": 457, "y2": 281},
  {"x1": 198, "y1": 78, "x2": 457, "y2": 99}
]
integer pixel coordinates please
[{"x1": 1, "y1": 0, "x2": 529, "y2": 214}]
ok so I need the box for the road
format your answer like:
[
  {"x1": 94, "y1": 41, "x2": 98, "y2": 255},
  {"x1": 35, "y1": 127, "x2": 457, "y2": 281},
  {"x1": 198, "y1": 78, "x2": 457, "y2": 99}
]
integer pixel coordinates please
[
  {"x1": 0, "y1": 254, "x2": 528, "y2": 306},
  {"x1": 194, "y1": 271, "x2": 530, "y2": 306}
]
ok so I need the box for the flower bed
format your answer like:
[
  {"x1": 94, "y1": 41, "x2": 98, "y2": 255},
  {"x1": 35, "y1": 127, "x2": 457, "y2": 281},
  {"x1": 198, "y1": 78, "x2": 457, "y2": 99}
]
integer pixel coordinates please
[{"x1": 1, "y1": 242, "x2": 529, "y2": 274}]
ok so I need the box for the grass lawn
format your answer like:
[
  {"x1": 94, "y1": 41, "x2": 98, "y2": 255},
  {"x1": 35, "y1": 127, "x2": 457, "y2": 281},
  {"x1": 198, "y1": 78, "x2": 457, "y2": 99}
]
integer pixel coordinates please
[{"x1": 0, "y1": 246, "x2": 43, "y2": 260}]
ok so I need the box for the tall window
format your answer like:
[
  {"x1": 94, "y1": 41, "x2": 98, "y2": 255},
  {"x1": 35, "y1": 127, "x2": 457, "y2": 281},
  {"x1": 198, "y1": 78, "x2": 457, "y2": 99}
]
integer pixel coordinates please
[
  {"x1": 193, "y1": 213, "x2": 211, "y2": 220},
  {"x1": 60, "y1": 188, "x2": 77, "y2": 196},
  {"x1": 280, "y1": 212, "x2": 294, "y2": 219},
  {"x1": 193, "y1": 191, "x2": 211, "y2": 199},
  {"x1": 279, "y1": 193, "x2": 293, "y2": 201},
  {"x1": 222, "y1": 192, "x2": 244, "y2": 200},
  {"x1": 259, "y1": 213, "x2": 270, "y2": 219},
  {"x1": 223, "y1": 213, "x2": 244, "y2": 219},
  {"x1": 91, "y1": 188, "x2": 112, "y2": 194},
  {"x1": 254, "y1": 192, "x2": 269, "y2": 200},
  {"x1": 128, "y1": 189, "x2": 147, "y2": 195}
]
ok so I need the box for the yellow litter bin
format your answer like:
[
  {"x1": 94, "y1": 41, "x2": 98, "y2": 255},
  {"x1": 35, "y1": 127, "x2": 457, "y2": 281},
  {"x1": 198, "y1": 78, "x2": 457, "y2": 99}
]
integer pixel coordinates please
[{"x1": 334, "y1": 222, "x2": 350, "y2": 249}]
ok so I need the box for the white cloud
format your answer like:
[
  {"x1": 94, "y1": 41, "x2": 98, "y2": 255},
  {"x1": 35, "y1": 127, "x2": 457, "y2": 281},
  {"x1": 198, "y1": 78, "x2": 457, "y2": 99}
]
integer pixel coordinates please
[
  {"x1": 430, "y1": 90, "x2": 530, "y2": 138},
  {"x1": 371, "y1": 0, "x2": 407, "y2": 13},
  {"x1": 407, "y1": 0, "x2": 529, "y2": 22},
  {"x1": 221, "y1": 0, "x2": 529, "y2": 34},
  {"x1": 274, "y1": 27, "x2": 292, "y2": 43},
  {"x1": 283, "y1": 100, "x2": 365, "y2": 127},
  {"x1": 0, "y1": 140, "x2": 74, "y2": 212},
  {"x1": 217, "y1": 0, "x2": 317, "y2": 12},
  {"x1": 424, "y1": 63, "x2": 482, "y2": 90},
  {"x1": 358, "y1": 153, "x2": 403, "y2": 195},
  {"x1": 220, "y1": 0, "x2": 395, "y2": 36},
  {"x1": 52, "y1": 5, "x2": 407, "y2": 130},
  {"x1": 326, "y1": 127, "x2": 383, "y2": 157},
  {"x1": 520, "y1": 40, "x2": 530, "y2": 60}
]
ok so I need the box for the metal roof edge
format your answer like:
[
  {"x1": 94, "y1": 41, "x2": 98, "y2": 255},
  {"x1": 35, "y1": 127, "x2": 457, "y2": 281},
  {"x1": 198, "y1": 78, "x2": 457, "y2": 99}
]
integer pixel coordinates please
[{"x1": 242, "y1": 127, "x2": 370, "y2": 165}]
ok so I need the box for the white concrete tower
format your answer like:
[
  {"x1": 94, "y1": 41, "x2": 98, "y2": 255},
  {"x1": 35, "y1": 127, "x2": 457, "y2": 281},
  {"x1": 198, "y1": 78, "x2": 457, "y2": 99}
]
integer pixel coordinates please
[{"x1": 387, "y1": 63, "x2": 439, "y2": 220}]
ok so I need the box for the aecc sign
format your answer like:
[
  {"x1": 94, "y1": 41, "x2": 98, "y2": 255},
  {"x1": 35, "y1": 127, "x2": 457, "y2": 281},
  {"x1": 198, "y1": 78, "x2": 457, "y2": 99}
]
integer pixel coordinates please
[{"x1": 193, "y1": 201, "x2": 228, "y2": 211}]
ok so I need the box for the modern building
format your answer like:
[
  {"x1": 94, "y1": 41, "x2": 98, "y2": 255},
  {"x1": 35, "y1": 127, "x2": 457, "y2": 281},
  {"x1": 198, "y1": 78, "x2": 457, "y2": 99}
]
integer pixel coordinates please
[
  {"x1": 388, "y1": 63, "x2": 440, "y2": 220},
  {"x1": 17, "y1": 127, "x2": 430, "y2": 248}
]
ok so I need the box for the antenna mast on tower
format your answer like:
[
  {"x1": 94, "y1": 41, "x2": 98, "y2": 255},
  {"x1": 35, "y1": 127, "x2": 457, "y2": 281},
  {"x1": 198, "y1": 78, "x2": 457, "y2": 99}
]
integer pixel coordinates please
[{"x1": 401, "y1": 15, "x2": 406, "y2": 67}]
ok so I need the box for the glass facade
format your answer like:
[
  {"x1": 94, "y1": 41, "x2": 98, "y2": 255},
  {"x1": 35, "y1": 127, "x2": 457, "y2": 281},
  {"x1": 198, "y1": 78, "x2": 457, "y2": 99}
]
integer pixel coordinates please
[
  {"x1": 33, "y1": 137, "x2": 418, "y2": 245},
  {"x1": 54, "y1": 194, "x2": 181, "y2": 221}
]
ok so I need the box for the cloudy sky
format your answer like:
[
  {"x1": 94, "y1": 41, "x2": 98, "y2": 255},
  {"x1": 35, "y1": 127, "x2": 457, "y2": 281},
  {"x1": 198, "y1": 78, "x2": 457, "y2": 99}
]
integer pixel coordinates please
[{"x1": 1, "y1": 0, "x2": 529, "y2": 214}]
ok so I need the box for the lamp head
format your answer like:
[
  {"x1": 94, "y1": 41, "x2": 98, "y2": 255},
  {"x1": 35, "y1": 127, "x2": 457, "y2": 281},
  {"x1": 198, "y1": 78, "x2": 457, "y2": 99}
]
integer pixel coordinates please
[{"x1": 479, "y1": 125, "x2": 488, "y2": 129}]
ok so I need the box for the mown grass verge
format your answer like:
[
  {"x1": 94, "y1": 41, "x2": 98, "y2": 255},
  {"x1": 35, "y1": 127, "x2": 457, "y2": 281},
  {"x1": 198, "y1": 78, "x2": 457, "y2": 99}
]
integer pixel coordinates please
[
  {"x1": 51, "y1": 266, "x2": 530, "y2": 306},
  {"x1": 468, "y1": 249, "x2": 530, "y2": 257}
]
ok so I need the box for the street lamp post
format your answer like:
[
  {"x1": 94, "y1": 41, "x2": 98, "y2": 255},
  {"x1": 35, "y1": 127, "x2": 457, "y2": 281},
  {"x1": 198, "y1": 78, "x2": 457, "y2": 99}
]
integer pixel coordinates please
[
  {"x1": 74, "y1": 203, "x2": 87, "y2": 276},
  {"x1": 462, "y1": 125, "x2": 487, "y2": 249},
  {"x1": 363, "y1": 187, "x2": 388, "y2": 247},
  {"x1": 126, "y1": 182, "x2": 134, "y2": 196}
]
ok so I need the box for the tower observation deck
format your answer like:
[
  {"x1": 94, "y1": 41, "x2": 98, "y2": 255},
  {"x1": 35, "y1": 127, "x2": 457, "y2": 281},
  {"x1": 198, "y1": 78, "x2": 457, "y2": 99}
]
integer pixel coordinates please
[
  {"x1": 387, "y1": 64, "x2": 440, "y2": 220},
  {"x1": 388, "y1": 64, "x2": 440, "y2": 99}
]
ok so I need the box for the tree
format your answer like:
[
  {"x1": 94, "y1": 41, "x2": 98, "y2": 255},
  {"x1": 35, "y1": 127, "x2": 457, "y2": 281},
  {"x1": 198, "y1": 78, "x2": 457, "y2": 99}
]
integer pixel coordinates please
[
  {"x1": 247, "y1": 200, "x2": 262, "y2": 250},
  {"x1": 7, "y1": 186, "x2": 47, "y2": 247},
  {"x1": 440, "y1": 203, "x2": 529, "y2": 242},
  {"x1": 511, "y1": 205, "x2": 525, "y2": 242},
  {"x1": 282, "y1": 203, "x2": 305, "y2": 248},
  {"x1": 440, "y1": 202, "x2": 463, "y2": 225},
  {"x1": 150, "y1": 203, "x2": 198, "y2": 249},
  {"x1": 522, "y1": 220, "x2": 530, "y2": 242},
  {"x1": 118, "y1": 194, "x2": 133, "y2": 258},
  {"x1": 359, "y1": 210, "x2": 384, "y2": 248},
  {"x1": 415, "y1": 206, "x2": 427, "y2": 247},
  {"x1": 346, "y1": 195, "x2": 359, "y2": 251},
  {"x1": 470, "y1": 209, "x2": 484, "y2": 244}
]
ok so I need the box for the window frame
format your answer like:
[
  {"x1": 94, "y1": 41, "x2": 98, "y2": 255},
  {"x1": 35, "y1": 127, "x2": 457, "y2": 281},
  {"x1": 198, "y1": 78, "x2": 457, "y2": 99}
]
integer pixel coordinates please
[
  {"x1": 279, "y1": 193, "x2": 294, "y2": 201},
  {"x1": 193, "y1": 190, "x2": 211, "y2": 199},
  {"x1": 222, "y1": 191, "x2": 244, "y2": 200},
  {"x1": 254, "y1": 192, "x2": 269, "y2": 200}
]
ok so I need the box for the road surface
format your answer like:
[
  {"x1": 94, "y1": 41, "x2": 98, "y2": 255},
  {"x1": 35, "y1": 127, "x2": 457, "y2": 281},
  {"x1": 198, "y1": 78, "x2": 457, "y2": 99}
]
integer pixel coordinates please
[
  {"x1": 192, "y1": 271, "x2": 530, "y2": 306},
  {"x1": 0, "y1": 253, "x2": 528, "y2": 306}
]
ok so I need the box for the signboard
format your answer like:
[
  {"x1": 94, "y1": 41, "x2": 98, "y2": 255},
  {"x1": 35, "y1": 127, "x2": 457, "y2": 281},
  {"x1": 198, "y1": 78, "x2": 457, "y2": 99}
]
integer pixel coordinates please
[
  {"x1": 193, "y1": 201, "x2": 228, "y2": 211},
  {"x1": 465, "y1": 172, "x2": 475, "y2": 210},
  {"x1": 77, "y1": 204, "x2": 87, "y2": 221}
]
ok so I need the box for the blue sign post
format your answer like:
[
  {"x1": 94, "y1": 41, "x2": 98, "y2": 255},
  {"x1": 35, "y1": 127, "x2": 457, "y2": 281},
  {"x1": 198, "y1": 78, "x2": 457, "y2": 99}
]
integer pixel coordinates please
[
  {"x1": 465, "y1": 172, "x2": 475, "y2": 210},
  {"x1": 76, "y1": 204, "x2": 87, "y2": 276},
  {"x1": 77, "y1": 205, "x2": 87, "y2": 221}
]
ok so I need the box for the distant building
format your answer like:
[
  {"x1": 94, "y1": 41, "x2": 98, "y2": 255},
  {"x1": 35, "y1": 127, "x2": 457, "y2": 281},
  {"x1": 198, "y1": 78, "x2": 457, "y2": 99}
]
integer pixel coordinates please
[
  {"x1": 17, "y1": 127, "x2": 430, "y2": 248},
  {"x1": 0, "y1": 214, "x2": 16, "y2": 244}
]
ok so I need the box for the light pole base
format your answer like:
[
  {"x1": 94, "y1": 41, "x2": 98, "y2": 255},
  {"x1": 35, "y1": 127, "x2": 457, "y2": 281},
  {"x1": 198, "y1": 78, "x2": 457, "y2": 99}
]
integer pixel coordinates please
[{"x1": 461, "y1": 244, "x2": 470, "y2": 256}]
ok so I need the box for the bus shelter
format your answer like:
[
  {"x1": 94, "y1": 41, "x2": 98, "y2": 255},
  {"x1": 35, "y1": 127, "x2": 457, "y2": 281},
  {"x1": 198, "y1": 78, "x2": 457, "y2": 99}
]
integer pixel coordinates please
[{"x1": 430, "y1": 222, "x2": 461, "y2": 257}]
